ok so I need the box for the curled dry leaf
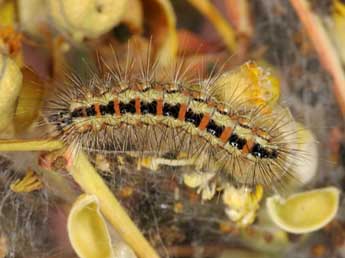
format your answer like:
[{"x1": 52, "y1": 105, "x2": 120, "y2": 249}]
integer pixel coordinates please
[
  {"x1": 47, "y1": 0, "x2": 128, "y2": 41},
  {"x1": 68, "y1": 193, "x2": 139, "y2": 258},
  {"x1": 0, "y1": 54, "x2": 23, "y2": 136},
  {"x1": 67, "y1": 194, "x2": 114, "y2": 258}
]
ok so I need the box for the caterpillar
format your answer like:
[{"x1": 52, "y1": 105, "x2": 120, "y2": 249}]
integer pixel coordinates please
[{"x1": 43, "y1": 56, "x2": 300, "y2": 191}]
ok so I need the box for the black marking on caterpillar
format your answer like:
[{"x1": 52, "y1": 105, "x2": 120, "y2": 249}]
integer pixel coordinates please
[{"x1": 43, "y1": 59, "x2": 302, "y2": 191}]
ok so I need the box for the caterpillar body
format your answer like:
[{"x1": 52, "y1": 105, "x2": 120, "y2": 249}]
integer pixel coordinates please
[{"x1": 44, "y1": 59, "x2": 299, "y2": 190}]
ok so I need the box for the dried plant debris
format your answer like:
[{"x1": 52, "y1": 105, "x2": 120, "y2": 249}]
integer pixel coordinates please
[{"x1": 0, "y1": 156, "x2": 50, "y2": 258}]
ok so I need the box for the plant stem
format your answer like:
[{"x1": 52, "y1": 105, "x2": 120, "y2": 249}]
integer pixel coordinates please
[{"x1": 0, "y1": 139, "x2": 64, "y2": 151}]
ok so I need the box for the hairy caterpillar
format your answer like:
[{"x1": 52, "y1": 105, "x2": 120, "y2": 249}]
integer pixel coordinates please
[{"x1": 43, "y1": 55, "x2": 300, "y2": 191}]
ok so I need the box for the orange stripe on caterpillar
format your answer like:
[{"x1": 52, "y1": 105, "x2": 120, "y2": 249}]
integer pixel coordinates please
[
  {"x1": 94, "y1": 104, "x2": 101, "y2": 117},
  {"x1": 135, "y1": 97, "x2": 141, "y2": 115},
  {"x1": 178, "y1": 103, "x2": 187, "y2": 121},
  {"x1": 220, "y1": 127, "x2": 233, "y2": 143},
  {"x1": 242, "y1": 140, "x2": 254, "y2": 155},
  {"x1": 198, "y1": 113, "x2": 210, "y2": 131},
  {"x1": 157, "y1": 99, "x2": 163, "y2": 116},
  {"x1": 114, "y1": 99, "x2": 121, "y2": 116}
]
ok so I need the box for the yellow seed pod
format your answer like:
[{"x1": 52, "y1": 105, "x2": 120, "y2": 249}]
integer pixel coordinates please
[
  {"x1": 67, "y1": 194, "x2": 114, "y2": 258},
  {"x1": 266, "y1": 187, "x2": 340, "y2": 234},
  {"x1": 47, "y1": 0, "x2": 128, "y2": 41},
  {"x1": 212, "y1": 61, "x2": 281, "y2": 109},
  {"x1": 0, "y1": 53, "x2": 22, "y2": 135}
]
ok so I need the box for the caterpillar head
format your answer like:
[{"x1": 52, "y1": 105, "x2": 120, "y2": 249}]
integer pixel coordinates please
[{"x1": 48, "y1": 111, "x2": 72, "y2": 131}]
